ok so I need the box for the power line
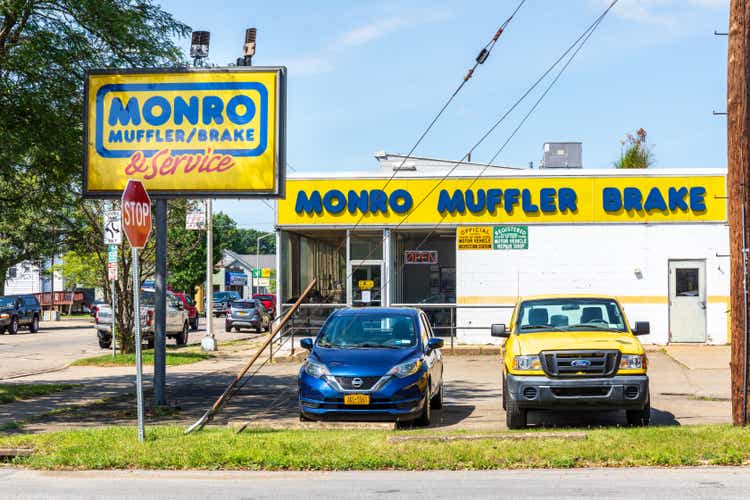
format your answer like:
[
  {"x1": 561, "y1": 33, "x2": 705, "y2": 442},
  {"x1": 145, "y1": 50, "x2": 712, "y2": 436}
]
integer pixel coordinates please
[
  {"x1": 333, "y1": 0, "x2": 528, "y2": 251},
  {"x1": 407, "y1": 1, "x2": 615, "y2": 255},
  {"x1": 346, "y1": 0, "x2": 619, "y2": 277}
]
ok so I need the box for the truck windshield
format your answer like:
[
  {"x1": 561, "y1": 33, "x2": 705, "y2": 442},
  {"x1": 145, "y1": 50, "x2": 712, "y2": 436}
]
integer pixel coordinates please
[
  {"x1": 317, "y1": 313, "x2": 417, "y2": 349},
  {"x1": 516, "y1": 298, "x2": 627, "y2": 333}
]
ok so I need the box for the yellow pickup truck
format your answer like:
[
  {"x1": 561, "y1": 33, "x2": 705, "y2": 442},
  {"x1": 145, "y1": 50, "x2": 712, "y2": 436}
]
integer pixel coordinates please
[{"x1": 492, "y1": 295, "x2": 650, "y2": 429}]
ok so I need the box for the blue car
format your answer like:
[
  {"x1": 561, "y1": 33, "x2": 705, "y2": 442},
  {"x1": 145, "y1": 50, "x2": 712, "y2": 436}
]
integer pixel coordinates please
[{"x1": 298, "y1": 307, "x2": 444, "y2": 426}]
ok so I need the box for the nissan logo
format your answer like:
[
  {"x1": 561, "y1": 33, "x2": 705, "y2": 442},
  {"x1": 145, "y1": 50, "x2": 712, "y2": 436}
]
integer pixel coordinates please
[
  {"x1": 351, "y1": 377, "x2": 363, "y2": 388},
  {"x1": 571, "y1": 359, "x2": 591, "y2": 368}
]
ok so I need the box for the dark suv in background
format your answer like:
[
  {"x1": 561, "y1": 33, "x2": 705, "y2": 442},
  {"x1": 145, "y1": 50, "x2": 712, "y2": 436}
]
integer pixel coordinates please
[{"x1": 0, "y1": 294, "x2": 41, "y2": 334}]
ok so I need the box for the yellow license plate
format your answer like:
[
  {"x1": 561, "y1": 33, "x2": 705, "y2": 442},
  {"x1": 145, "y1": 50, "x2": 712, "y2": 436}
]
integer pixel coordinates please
[
  {"x1": 344, "y1": 394, "x2": 370, "y2": 405},
  {"x1": 237, "y1": 311, "x2": 248, "y2": 315}
]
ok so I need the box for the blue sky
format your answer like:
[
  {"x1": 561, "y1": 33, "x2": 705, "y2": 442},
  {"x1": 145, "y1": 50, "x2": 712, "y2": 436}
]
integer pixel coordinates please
[{"x1": 157, "y1": 0, "x2": 730, "y2": 229}]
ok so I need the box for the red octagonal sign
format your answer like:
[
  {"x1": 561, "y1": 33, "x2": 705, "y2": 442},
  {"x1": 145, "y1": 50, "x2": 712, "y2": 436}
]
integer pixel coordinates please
[{"x1": 121, "y1": 179, "x2": 152, "y2": 249}]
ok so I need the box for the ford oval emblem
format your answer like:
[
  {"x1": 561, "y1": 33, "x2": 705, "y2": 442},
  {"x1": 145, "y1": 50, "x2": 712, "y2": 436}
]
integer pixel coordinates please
[
  {"x1": 351, "y1": 377, "x2": 363, "y2": 388},
  {"x1": 571, "y1": 359, "x2": 591, "y2": 368}
]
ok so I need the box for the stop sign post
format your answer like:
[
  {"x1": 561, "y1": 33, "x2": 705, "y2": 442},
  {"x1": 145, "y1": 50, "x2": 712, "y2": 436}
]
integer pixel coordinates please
[{"x1": 121, "y1": 179, "x2": 152, "y2": 442}]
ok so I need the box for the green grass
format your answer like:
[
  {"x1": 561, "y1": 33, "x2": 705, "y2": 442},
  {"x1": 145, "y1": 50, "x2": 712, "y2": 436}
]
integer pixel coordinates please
[
  {"x1": 0, "y1": 425, "x2": 749, "y2": 470},
  {"x1": 0, "y1": 384, "x2": 79, "y2": 405},
  {"x1": 71, "y1": 352, "x2": 213, "y2": 367}
]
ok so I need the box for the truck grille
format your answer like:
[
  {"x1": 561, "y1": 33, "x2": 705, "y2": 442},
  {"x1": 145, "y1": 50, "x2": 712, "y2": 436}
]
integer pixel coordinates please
[
  {"x1": 541, "y1": 350, "x2": 620, "y2": 377},
  {"x1": 334, "y1": 376, "x2": 382, "y2": 391}
]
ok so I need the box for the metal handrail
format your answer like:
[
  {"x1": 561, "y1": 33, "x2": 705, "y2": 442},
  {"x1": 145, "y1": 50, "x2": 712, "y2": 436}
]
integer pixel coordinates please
[{"x1": 277, "y1": 301, "x2": 513, "y2": 352}]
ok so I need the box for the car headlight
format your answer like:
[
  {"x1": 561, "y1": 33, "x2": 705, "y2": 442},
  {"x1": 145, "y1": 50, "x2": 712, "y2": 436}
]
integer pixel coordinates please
[
  {"x1": 303, "y1": 359, "x2": 331, "y2": 379},
  {"x1": 620, "y1": 354, "x2": 646, "y2": 370},
  {"x1": 0, "y1": 313, "x2": 9, "y2": 319},
  {"x1": 387, "y1": 359, "x2": 422, "y2": 378},
  {"x1": 512, "y1": 355, "x2": 542, "y2": 371}
]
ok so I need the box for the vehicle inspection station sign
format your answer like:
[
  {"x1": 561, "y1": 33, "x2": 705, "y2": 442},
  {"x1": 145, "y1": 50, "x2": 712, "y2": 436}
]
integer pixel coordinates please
[{"x1": 84, "y1": 67, "x2": 286, "y2": 198}]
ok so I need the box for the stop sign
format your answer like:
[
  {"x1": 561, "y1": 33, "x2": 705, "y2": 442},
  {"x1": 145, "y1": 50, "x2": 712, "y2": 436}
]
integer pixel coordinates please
[{"x1": 121, "y1": 179, "x2": 152, "y2": 249}]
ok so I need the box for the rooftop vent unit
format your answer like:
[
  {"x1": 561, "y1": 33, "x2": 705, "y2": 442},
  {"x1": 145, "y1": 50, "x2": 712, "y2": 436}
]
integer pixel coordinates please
[{"x1": 541, "y1": 142, "x2": 582, "y2": 168}]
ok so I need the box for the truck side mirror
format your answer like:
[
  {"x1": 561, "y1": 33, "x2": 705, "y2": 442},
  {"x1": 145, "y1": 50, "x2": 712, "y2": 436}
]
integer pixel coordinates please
[
  {"x1": 491, "y1": 324, "x2": 509, "y2": 338},
  {"x1": 632, "y1": 321, "x2": 650, "y2": 336}
]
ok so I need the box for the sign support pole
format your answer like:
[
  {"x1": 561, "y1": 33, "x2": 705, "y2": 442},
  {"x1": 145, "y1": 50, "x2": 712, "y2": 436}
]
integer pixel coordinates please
[
  {"x1": 202, "y1": 199, "x2": 217, "y2": 351},
  {"x1": 111, "y1": 278, "x2": 116, "y2": 358},
  {"x1": 154, "y1": 199, "x2": 167, "y2": 406},
  {"x1": 132, "y1": 247, "x2": 145, "y2": 442}
]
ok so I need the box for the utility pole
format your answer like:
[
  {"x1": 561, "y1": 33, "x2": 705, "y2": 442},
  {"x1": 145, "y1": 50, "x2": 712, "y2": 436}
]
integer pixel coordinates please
[
  {"x1": 153, "y1": 199, "x2": 167, "y2": 406},
  {"x1": 727, "y1": 0, "x2": 750, "y2": 426}
]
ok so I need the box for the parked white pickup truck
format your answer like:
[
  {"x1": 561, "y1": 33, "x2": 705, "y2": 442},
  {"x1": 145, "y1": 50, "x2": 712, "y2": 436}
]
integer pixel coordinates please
[{"x1": 95, "y1": 290, "x2": 190, "y2": 349}]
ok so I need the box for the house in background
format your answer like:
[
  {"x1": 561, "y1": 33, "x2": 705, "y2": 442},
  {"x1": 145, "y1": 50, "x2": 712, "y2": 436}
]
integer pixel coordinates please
[
  {"x1": 212, "y1": 249, "x2": 276, "y2": 297},
  {"x1": 3, "y1": 258, "x2": 66, "y2": 295}
]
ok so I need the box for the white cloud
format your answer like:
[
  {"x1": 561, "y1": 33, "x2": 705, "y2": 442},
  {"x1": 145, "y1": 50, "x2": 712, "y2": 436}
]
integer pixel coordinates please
[
  {"x1": 599, "y1": 0, "x2": 727, "y2": 27},
  {"x1": 336, "y1": 17, "x2": 409, "y2": 48},
  {"x1": 286, "y1": 8, "x2": 451, "y2": 77}
]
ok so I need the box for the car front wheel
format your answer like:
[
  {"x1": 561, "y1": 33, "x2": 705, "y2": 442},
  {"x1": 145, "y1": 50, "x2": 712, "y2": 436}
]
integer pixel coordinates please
[
  {"x1": 30, "y1": 316, "x2": 39, "y2": 333},
  {"x1": 414, "y1": 383, "x2": 432, "y2": 427},
  {"x1": 8, "y1": 318, "x2": 18, "y2": 335},
  {"x1": 430, "y1": 383, "x2": 443, "y2": 409}
]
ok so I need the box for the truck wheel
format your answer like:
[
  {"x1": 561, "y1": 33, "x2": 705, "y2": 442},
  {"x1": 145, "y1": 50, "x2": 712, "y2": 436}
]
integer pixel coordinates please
[
  {"x1": 146, "y1": 338, "x2": 155, "y2": 350},
  {"x1": 225, "y1": 323, "x2": 232, "y2": 333},
  {"x1": 502, "y1": 374, "x2": 508, "y2": 411},
  {"x1": 256, "y1": 323, "x2": 262, "y2": 334},
  {"x1": 190, "y1": 317, "x2": 198, "y2": 331},
  {"x1": 176, "y1": 323, "x2": 189, "y2": 345},
  {"x1": 414, "y1": 384, "x2": 432, "y2": 427},
  {"x1": 8, "y1": 318, "x2": 18, "y2": 335},
  {"x1": 626, "y1": 400, "x2": 651, "y2": 426},
  {"x1": 98, "y1": 338, "x2": 111, "y2": 349},
  {"x1": 506, "y1": 398, "x2": 527, "y2": 429},
  {"x1": 29, "y1": 315, "x2": 39, "y2": 333}
]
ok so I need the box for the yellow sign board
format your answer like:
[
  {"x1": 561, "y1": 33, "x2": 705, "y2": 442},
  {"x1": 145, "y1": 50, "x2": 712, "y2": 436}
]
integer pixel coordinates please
[
  {"x1": 458, "y1": 227, "x2": 493, "y2": 249},
  {"x1": 358, "y1": 280, "x2": 375, "y2": 290},
  {"x1": 84, "y1": 68, "x2": 286, "y2": 198},
  {"x1": 261, "y1": 268, "x2": 271, "y2": 278},
  {"x1": 277, "y1": 174, "x2": 726, "y2": 226}
]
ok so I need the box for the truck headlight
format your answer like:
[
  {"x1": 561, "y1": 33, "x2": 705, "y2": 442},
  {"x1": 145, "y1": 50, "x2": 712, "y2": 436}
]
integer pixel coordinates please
[
  {"x1": 303, "y1": 359, "x2": 331, "y2": 379},
  {"x1": 513, "y1": 355, "x2": 542, "y2": 371},
  {"x1": 0, "y1": 313, "x2": 9, "y2": 319},
  {"x1": 619, "y1": 354, "x2": 646, "y2": 370},
  {"x1": 388, "y1": 359, "x2": 422, "y2": 378}
]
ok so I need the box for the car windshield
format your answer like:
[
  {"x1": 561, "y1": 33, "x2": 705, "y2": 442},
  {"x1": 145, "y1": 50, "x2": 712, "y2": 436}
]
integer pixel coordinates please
[
  {"x1": 515, "y1": 298, "x2": 627, "y2": 333},
  {"x1": 317, "y1": 312, "x2": 417, "y2": 349},
  {"x1": 0, "y1": 296, "x2": 15, "y2": 307},
  {"x1": 230, "y1": 300, "x2": 256, "y2": 309}
]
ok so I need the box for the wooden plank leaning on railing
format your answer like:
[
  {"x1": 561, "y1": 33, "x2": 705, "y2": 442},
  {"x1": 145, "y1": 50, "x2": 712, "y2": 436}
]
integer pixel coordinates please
[{"x1": 185, "y1": 278, "x2": 318, "y2": 434}]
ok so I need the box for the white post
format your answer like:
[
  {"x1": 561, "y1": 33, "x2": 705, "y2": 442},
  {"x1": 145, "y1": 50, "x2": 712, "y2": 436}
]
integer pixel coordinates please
[
  {"x1": 202, "y1": 199, "x2": 217, "y2": 351},
  {"x1": 132, "y1": 247, "x2": 145, "y2": 442}
]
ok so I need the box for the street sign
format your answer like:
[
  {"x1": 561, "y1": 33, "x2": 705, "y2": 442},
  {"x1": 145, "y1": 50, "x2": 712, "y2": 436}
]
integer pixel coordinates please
[
  {"x1": 103, "y1": 210, "x2": 122, "y2": 245},
  {"x1": 186, "y1": 200, "x2": 207, "y2": 230},
  {"x1": 261, "y1": 268, "x2": 271, "y2": 278},
  {"x1": 251, "y1": 268, "x2": 262, "y2": 279},
  {"x1": 108, "y1": 262, "x2": 118, "y2": 281},
  {"x1": 121, "y1": 180, "x2": 152, "y2": 249},
  {"x1": 108, "y1": 245, "x2": 118, "y2": 263}
]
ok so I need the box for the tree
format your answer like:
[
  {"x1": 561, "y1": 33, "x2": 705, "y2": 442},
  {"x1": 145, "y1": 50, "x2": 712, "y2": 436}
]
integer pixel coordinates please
[
  {"x1": 0, "y1": 1, "x2": 189, "y2": 293},
  {"x1": 614, "y1": 128, "x2": 654, "y2": 169},
  {"x1": 54, "y1": 251, "x2": 102, "y2": 290}
]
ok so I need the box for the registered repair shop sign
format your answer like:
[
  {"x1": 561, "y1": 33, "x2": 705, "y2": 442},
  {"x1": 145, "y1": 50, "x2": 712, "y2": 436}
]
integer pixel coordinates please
[
  {"x1": 493, "y1": 225, "x2": 528, "y2": 250},
  {"x1": 84, "y1": 67, "x2": 286, "y2": 198}
]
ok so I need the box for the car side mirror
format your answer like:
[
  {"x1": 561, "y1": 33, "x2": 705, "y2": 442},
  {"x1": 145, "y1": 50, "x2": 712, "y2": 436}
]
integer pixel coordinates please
[
  {"x1": 300, "y1": 338, "x2": 314, "y2": 351},
  {"x1": 427, "y1": 337, "x2": 444, "y2": 351},
  {"x1": 632, "y1": 321, "x2": 650, "y2": 336},
  {"x1": 491, "y1": 323, "x2": 509, "y2": 338}
]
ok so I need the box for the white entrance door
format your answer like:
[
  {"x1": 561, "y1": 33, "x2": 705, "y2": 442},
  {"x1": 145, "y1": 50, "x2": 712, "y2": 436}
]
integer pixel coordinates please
[{"x1": 668, "y1": 260, "x2": 707, "y2": 343}]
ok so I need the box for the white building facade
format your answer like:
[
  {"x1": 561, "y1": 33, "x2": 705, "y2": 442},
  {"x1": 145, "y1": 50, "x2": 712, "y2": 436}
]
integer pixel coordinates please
[{"x1": 275, "y1": 155, "x2": 728, "y2": 345}]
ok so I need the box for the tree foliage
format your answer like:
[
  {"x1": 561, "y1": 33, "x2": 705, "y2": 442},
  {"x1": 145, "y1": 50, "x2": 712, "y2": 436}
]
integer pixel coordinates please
[
  {"x1": 614, "y1": 128, "x2": 653, "y2": 169},
  {"x1": 0, "y1": 0, "x2": 189, "y2": 292}
]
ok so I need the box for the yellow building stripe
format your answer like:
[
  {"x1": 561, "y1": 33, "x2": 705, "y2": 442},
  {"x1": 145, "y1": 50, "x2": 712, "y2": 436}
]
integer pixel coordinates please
[{"x1": 458, "y1": 295, "x2": 730, "y2": 305}]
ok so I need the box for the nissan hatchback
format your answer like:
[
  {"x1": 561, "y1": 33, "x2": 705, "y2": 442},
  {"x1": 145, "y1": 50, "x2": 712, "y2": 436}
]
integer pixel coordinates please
[{"x1": 298, "y1": 307, "x2": 444, "y2": 426}]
